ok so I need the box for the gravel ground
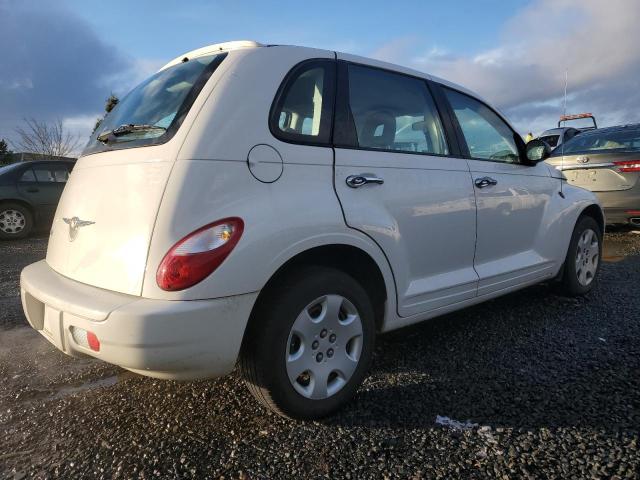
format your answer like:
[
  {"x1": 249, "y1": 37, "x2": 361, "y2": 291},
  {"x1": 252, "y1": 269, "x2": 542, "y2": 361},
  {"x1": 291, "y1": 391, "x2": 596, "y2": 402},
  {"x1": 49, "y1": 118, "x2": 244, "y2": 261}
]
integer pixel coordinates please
[{"x1": 1, "y1": 231, "x2": 639, "y2": 479}]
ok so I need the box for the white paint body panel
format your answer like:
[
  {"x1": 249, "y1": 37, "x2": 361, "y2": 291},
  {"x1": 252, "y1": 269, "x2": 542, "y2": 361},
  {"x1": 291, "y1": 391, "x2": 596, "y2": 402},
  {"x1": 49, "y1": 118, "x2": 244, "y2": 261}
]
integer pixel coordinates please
[
  {"x1": 334, "y1": 149, "x2": 478, "y2": 316},
  {"x1": 20, "y1": 43, "x2": 603, "y2": 380}
]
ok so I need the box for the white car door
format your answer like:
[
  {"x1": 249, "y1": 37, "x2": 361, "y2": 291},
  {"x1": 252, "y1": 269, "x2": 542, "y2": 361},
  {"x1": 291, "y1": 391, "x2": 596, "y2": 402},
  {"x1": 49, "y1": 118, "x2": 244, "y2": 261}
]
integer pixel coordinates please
[
  {"x1": 441, "y1": 87, "x2": 558, "y2": 296},
  {"x1": 333, "y1": 60, "x2": 478, "y2": 317}
]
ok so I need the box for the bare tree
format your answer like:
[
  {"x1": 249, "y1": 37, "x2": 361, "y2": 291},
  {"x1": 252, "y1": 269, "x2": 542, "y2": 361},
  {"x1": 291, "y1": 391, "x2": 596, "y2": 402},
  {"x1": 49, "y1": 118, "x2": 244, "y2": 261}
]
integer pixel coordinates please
[{"x1": 14, "y1": 118, "x2": 80, "y2": 158}]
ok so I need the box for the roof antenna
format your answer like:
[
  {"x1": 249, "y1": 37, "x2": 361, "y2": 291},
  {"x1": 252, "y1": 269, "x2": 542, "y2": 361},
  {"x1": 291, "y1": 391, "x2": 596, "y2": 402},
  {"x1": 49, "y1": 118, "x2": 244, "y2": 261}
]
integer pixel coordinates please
[{"x1": 559, "y1": 69, "x2": 568, "y2": 198}]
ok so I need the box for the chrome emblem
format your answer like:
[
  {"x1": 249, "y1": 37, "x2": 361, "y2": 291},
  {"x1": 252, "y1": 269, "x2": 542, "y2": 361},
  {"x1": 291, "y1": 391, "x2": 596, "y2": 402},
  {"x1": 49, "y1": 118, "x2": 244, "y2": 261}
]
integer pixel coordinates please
[
  {"x1": 577, "y1": 156, "x2": 590, "y2": 164},
  {"x1": 62, "y1": 216, "x2": 95, "y2": 241}
]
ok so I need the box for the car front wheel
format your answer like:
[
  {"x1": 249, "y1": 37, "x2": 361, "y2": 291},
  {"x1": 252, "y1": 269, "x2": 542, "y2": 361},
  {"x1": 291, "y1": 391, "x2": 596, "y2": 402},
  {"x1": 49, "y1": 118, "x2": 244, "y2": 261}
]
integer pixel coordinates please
[{"x1": 240, "y1": 266, "x2": 375, "y2": 419}]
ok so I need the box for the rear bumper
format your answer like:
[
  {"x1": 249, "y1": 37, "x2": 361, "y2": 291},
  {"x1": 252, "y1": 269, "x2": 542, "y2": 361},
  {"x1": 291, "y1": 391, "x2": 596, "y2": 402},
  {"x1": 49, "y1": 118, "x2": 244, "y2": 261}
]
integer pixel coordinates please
[
  {"x1": 20, "y1": 260, "x2": 258, "y2": 380},
  {"x1": 594, "y1": 182, "x2": 640, "y2": 225}
]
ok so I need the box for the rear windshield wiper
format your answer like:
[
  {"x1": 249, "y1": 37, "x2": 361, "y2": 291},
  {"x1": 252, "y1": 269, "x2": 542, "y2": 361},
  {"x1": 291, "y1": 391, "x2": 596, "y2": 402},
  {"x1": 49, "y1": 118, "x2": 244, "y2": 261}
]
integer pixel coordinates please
[{"x1": 97, "y1": 124, "x2": 167, "y2": 143}]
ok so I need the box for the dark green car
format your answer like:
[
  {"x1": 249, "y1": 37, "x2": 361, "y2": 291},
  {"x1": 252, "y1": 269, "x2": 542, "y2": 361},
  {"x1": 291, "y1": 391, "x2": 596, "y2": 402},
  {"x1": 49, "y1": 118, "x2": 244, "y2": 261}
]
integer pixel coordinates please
[
  {"x1": 0, "y1": 160, "x2": 75, "y2": 239},
  {"x1": 546, "y1": 124, "x2": 640, "y2": 226}
]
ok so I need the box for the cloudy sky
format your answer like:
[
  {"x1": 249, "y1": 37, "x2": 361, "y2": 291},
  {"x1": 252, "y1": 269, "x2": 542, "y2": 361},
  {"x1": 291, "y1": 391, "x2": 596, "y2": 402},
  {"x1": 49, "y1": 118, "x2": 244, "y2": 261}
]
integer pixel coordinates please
[{"x1": 1, "y1": 0, "x2": 639, "y2": 153}]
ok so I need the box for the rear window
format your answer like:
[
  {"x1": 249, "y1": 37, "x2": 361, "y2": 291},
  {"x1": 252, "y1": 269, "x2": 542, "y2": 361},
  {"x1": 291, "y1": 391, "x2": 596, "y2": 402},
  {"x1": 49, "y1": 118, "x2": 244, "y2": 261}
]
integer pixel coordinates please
[
  {"x1": 553, "y1": 127, "x2": 640, "y2": 155},
  {"x1": 84, "y1": 53, "x2": 226, "y2": 155}
]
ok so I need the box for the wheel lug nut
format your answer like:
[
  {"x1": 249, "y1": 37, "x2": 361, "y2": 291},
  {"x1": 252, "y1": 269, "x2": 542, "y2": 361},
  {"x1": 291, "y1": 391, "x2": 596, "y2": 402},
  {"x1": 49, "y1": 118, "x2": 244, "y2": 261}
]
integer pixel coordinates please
[
  {"x1": 329, "y1": 333, "x2": 336, "y2": 343},
  {"x1": 327, "y1": 348, "x2": 334, "y2": 358},
  {"x1": 320, "y1": 329, "x2": 327, "y2": 338},
  {"x1": 312, "y1": 340, "x2": 319, "y2": 350},
  {"x1": 316, "y1": 352, "x2": 323, "y2": 362}
]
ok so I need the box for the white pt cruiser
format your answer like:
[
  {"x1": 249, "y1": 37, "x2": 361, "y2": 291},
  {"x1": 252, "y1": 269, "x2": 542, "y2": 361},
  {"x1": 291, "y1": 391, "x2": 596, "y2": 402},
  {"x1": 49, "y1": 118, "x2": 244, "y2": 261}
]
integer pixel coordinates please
[{"x1": 21, "y1": 41, "x2": 603, "y2": 419}]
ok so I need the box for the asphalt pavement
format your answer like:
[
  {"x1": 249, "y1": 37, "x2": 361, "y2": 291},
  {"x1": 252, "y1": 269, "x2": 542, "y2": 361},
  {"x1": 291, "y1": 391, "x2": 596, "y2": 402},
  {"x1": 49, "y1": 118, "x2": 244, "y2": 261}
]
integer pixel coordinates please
[{"x1": 1, "y1": 232, "x2": 639, "y2": 479}]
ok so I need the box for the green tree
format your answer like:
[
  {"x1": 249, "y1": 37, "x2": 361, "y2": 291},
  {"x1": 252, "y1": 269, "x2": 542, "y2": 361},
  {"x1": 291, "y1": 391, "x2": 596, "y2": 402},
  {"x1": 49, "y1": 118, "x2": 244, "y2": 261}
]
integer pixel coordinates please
[
  {"x1": 0, "y1": 138, "x2": 14, "y2": 165},
  {"x1": 93, "y1": 94, "x2": 119, "y2": 134}
]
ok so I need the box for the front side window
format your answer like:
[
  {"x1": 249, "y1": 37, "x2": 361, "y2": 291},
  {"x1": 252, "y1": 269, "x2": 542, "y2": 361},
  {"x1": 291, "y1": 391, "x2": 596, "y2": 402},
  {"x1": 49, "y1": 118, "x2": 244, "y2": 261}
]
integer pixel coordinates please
[
  {"x1": 539, "y1": 135, "x2": 560, "y2": 148},
  {"x1": 445, "y1": 88, "x2": 520, "y2": 163},
  {"x1": 85, "y1": 53, "x2": 226, "y2": 155},
  {"x1": 271, "y1": 60, "x2": 335, "y2": 144},
  {"x1": 347, "y1": 65, "x2": 448, "y2": 155},
  {"x1": 20, "y1": 169, "x2": 36, "y2": 182}
]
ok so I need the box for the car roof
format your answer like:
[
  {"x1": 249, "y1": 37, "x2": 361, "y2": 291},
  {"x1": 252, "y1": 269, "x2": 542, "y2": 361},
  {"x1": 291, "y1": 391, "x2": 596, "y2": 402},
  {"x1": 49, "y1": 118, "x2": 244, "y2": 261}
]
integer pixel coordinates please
[{"x1": 162, "y1": 41, "x2": 513, "y2": 131}]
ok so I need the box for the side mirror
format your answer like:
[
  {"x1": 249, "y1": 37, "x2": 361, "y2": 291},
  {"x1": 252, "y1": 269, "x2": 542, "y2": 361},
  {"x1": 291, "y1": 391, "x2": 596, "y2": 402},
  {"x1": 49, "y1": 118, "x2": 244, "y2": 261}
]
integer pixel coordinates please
[{"x1": 525, "y1": 139, "x2": 551, "y2": 163}]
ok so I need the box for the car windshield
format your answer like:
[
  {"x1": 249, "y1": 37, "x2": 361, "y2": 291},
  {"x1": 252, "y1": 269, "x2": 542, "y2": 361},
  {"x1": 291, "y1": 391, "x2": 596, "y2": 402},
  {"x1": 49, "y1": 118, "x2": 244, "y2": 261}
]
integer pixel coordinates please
[
  {"x1": 553, "y1": 127, "x2": 640, "y2": 155},
  {"x1": 84, "y1": 53, "x2": 225, "y2": 155},
  {"x1": 0, "y1": 163, "x2": 22, "y2": 176}
]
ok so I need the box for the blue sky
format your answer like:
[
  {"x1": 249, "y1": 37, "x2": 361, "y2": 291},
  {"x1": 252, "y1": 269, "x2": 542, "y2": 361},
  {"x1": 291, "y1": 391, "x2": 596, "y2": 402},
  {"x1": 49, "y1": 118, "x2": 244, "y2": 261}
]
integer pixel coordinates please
[
  {"x1": 63, "y1": 0, "x2": 529, "y2": 62},
  {"x1": 2, "y1": 0, "x2": 639, "y2": 151}
]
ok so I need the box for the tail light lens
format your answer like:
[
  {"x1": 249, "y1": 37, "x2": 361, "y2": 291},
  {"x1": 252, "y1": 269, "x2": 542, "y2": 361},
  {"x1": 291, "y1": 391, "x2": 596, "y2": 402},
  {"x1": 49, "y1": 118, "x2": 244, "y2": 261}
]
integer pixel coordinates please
[
  {"x1": 156, "y1": 218, "x2": 244, "y2": 291},
  {"x1": 614, "y1": 160, "x2": 640, "y2": 172}
]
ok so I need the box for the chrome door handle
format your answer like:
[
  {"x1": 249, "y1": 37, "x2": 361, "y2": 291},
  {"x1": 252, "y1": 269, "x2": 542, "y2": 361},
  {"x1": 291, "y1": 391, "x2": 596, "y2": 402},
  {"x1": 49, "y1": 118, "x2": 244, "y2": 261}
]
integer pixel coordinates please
[
  {"x1": 474, "y1": 176, "x2": 498, "y2": 188},
  {"x1": 346, "y1": 174, "x2": 384, "y2": 188}
]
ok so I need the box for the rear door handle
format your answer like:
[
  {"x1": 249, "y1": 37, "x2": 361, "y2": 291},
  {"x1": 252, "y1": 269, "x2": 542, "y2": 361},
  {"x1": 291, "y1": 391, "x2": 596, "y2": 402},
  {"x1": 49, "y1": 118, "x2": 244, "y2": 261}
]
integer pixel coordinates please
[
  {"x1": 474, "y1": 177, "x2": 498, "y2": 188},
  {"x1": 346, "y1": 174, "x2": 384, "y2": 188},
  {"x1": 26, "y1": 187, "x2": 40, "y2": 192}
]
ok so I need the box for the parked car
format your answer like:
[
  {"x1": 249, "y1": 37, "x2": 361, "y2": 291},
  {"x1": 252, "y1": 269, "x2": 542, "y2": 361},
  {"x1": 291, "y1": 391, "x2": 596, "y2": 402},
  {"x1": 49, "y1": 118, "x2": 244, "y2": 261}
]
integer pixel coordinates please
[
  {"x1": 20, "y1": 41, "x2": 603, "y2": 419},
  {"x1": 0, "y1": 160, "x2": 75, "y2": 239},
  {"x1": 537, "y1": 127, "x2": 582, "y2": 149},
  {"x1": 546, "y1": 124, "x2": 640, "y2": 226}
]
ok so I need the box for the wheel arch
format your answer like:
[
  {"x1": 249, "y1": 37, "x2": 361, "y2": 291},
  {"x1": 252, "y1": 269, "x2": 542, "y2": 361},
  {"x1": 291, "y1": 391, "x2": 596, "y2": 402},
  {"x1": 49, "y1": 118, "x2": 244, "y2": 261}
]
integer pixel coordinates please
[
  {"x1": 579, "y1": 203, "x2": 605, "y2": 234},
  {"x1": 0, "y1": 197, "x2": 35, "y2": 215},
  {"x1": 244, "y1": 242, "x2": 393, "y2": 348}
]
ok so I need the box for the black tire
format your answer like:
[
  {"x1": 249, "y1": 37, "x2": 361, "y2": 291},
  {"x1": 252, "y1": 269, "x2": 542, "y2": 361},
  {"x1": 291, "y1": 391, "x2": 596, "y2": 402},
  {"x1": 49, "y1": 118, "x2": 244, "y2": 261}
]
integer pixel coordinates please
[
  {"x1": 0, "y1": 202, "x2": 33, "y2": 240},
  {"x1": 557, "y1": 215, "x2": 602, "y2": 296},
  {"x1": 239, "y1": 266, "x2": 376, "y2": 420}
]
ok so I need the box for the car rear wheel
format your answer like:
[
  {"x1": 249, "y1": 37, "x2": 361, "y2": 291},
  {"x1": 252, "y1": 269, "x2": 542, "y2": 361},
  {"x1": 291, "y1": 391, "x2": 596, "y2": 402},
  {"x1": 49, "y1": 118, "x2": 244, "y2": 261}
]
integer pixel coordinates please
[
  {"x1": 557, "y1": 215, "x2": 602, "y2": 296},
  {"x1": 240, "y1": 266, "x2": 375, "y2": 419},
  {"x1": 0, "y1": 203, "x2": 33, "y2": 240}
]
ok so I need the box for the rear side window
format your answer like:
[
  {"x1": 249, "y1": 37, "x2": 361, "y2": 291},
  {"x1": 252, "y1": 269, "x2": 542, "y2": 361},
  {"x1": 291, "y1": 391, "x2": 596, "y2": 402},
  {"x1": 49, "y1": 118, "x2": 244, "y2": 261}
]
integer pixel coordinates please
[
  {"x1": 34, "y1": 168, "x2": 55, "y2": 182},
  {"x1": 31, "y1": 166, "x2": 70, "y2": 183},
  {"x1": 346, "y1": 65, "x2": 448, "y2": 155},
  {"x1": 270, "y1": 60, "x2": 335, "y2": 145},
  {"x1": 444, "y1": 88, "x2": 520, "y2": 163}
]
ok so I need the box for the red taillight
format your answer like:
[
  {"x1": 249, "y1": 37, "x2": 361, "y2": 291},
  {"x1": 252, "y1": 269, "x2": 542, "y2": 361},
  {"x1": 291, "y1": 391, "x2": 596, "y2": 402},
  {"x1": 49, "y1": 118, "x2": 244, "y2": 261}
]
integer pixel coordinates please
[
  {"x1": 156, "y1": 218, "x2": 244, "y2": 291},
  {"x1": 87, "y1": 331, "x2": 101, "y2": 352},
  {"x1": 614, "y1": 160, "x2": 640, "y2": 172}
]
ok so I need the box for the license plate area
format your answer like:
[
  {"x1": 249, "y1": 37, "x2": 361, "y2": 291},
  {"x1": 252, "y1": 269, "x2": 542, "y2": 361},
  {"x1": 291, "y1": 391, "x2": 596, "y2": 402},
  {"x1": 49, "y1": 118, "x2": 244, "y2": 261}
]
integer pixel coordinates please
[{"x1": 566, "y1": 169, "x2": 597, "y2": 186}]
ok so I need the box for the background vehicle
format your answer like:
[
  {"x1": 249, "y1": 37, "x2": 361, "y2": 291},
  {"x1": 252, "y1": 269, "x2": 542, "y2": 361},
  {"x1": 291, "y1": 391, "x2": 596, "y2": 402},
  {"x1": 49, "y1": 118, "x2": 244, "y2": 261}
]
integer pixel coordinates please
[
  {"x1": 538, "y1": 127, "x2": 581, "y2": 149},
  {"x1": 0, "y1": 160, "x2": 75, "y2": 239},
  {"x1": 20, "y1": 41, "x2": 603, "y2": 419},
  {"x1": 546, "y1": 124, "x2": 640, "y2": 226},
  {"x1": 558, "y1": 113, "x2": 598, "y2": 131}
]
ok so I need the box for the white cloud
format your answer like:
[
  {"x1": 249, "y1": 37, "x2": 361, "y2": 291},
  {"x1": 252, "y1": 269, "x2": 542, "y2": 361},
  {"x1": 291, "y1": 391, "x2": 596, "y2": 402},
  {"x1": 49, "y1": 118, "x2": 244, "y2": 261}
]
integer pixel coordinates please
[{"x1": 370, "y1": 0, "x2": 640, "y2": 134}]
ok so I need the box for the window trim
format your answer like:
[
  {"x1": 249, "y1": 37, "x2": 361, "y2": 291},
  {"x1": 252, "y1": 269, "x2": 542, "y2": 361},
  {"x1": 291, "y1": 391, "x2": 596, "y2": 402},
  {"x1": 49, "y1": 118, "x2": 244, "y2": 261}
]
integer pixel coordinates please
[
  {"x1": 438, "y1": 85, "x2": 529, "y2": 165},
  {"x1": 332, "y1": 60, "x2": 461, "y2": 159},
  {"x1": 268, "y1": 58, "x2": 337, "y2": 147}
]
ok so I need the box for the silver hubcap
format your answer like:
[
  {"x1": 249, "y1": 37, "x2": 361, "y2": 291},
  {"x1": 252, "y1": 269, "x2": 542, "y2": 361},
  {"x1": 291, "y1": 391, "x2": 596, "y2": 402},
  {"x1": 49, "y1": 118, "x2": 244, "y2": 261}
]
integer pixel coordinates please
[
  {"x1": 0, "y1": 209, "x2": 26, "y2": 234},
  {"x1": 575, "y1": 228, "x2": 599, "y2": 286},
  {"x1": 286, "y1": 295, "x2": 363, "y2": 400}
]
